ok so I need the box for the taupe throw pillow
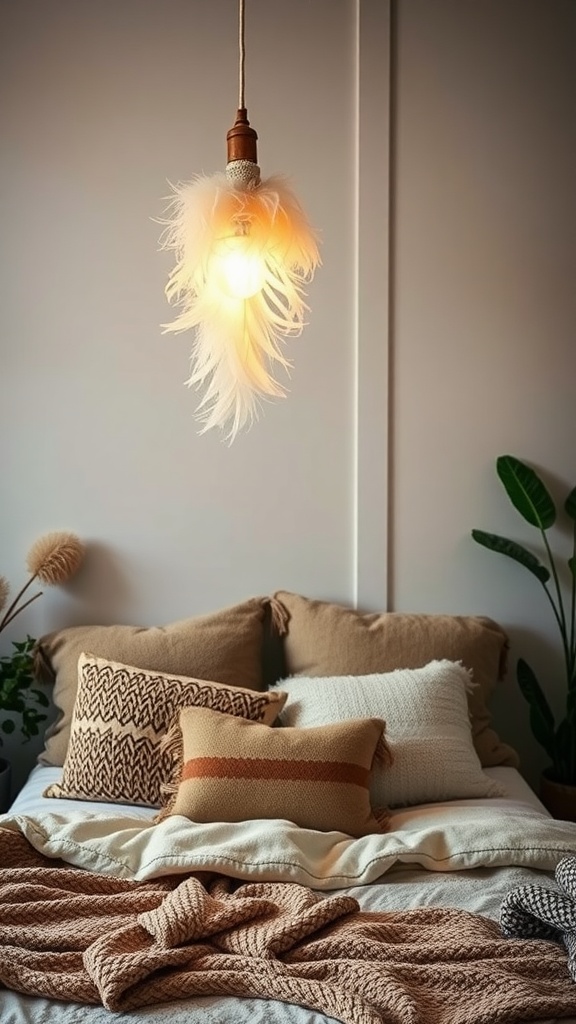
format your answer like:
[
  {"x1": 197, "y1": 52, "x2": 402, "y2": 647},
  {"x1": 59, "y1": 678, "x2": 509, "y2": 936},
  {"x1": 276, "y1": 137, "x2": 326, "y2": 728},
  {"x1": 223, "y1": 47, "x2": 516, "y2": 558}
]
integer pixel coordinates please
[
  {"x1": 44, "y1": 653, "x2": 287, "y2": 807},
  {"x1": 271, "y1": 591, "x2": 518, "y2": 769},
  {"x1": 35, "y1": 597, "x2": 269, "y2": 766}
]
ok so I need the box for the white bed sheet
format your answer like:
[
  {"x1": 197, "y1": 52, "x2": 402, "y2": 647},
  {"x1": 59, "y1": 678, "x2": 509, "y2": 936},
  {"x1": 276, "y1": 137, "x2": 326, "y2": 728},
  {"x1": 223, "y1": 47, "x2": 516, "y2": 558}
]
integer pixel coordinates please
[
  {"x1": 0, "y1": 766, "x2": 572, "y2": 1024},
  {"x1": 10, "y1": 764, "x2": 158, "y2": 820},
  {"x1": 9, "y1": 762, "x2": 549, "y2": 820}
]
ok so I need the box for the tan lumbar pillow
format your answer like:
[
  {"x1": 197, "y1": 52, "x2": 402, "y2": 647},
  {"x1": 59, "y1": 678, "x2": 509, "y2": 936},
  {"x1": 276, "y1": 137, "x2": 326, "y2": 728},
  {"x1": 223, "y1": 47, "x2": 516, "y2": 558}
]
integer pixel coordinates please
[
  {"x1": 35, "y1": 597, "x2": 269, "y2": 766},
  {"x1": 44, "y1": 653, "x2": 287, "y2": 807},
  {"x1": 158, "y1": 706, "x2": 391, "y2": 837},
  {"x1": 271, "y1": 591, "x2": 518, "y2": 769}
]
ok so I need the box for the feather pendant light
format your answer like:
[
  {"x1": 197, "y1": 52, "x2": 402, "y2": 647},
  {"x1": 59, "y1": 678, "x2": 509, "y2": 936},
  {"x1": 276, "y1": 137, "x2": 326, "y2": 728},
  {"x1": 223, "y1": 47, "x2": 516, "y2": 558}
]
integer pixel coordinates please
[{"x1": 160, "y1": 0, "x2": 320, "y2": 442}]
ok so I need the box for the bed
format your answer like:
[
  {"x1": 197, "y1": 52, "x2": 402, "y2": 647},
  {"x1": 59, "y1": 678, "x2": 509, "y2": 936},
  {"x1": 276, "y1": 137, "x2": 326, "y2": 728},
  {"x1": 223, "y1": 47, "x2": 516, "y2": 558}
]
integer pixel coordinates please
[{"x1": 1, "y1": 591, "x2": 576, "y2": 1024}]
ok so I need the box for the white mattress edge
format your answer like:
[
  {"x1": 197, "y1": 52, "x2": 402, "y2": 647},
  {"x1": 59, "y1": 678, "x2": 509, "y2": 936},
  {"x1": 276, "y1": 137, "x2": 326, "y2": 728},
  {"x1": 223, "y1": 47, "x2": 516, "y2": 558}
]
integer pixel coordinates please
[{"x1": 6, "y1": 763, "x2": 547, "y2": 821}]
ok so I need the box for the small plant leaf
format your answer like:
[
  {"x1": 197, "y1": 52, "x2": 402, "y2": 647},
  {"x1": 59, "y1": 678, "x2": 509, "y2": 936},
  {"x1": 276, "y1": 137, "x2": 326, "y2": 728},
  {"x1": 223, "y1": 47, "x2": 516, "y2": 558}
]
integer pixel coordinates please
[
  {"x1": 0, "y1": 636, "x2": 47, "y2": 745},
  {"x1": 517, "y1": 658, "x2": 556, "y2": 759},
  {"x1": 569, "y1": 556, "x2": 576, "y2": 583},
  {"x1": 30, "y1": 689, "x2": 50, "y2": 708},
  {"x1": 565, "y1": 486, "x2": 576, "y2": 523},
  {"x1": 471, "y1": 529, "x2": 550, "y2": 584},
  {"x1": 497, "y1": 455, "x2": 556, "y2": 530}
]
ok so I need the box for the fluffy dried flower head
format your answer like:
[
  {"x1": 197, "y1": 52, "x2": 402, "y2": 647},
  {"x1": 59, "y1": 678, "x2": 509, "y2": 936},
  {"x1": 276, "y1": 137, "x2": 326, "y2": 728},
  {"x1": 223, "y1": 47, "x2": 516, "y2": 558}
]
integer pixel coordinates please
[
  {"x1": 0, "y1": 575, "x2": 9, "y2": 614},
  {"x1": 26, "y1": 532, "x2": 85, "y2": 586}
]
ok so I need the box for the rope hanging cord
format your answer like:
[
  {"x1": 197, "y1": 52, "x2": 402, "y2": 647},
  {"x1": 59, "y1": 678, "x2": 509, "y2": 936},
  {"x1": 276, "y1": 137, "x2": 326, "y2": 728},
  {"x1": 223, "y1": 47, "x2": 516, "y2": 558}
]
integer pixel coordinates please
[
  {"x1": 226, "y1": 0, "x2": 260, "y2": 185},
  {"x1": 239, "y1": 0, "x2": 246, "y2": 110}
]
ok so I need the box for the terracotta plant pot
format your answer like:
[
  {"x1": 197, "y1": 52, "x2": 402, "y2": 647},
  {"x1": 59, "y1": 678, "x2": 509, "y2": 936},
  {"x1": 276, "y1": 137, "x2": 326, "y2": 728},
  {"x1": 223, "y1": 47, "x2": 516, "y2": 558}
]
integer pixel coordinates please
[{"x1": 540, "y1": 770, "x2": 576, "y2": 822}]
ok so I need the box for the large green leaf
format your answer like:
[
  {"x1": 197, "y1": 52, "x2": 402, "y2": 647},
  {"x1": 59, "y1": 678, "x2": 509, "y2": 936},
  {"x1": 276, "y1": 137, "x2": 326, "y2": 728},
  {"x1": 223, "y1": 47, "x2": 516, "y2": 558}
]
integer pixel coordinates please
[
  {"x1": 496, "y1": 455, "x2": 556, "y2": 530},
  {"x1": 517, "y1": 658, "x2": 556, "y2": 759},
  {"x1": 471, "y1": 529, "x2": 550, "y2": 584},
  {"x1": 565, "y1": 486, "x2": 576, "y2": 523}
]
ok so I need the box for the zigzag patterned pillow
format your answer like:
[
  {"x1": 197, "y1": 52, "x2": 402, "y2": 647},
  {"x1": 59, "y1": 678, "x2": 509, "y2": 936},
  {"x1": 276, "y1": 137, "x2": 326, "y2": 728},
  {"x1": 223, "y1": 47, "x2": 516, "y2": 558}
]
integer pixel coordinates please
[
  {"x1": 157, "y1": 706, "x2": 391, "y2": 837},
  {"x1": 44, "y1": 653, "x2": 287, "y2": 807}
]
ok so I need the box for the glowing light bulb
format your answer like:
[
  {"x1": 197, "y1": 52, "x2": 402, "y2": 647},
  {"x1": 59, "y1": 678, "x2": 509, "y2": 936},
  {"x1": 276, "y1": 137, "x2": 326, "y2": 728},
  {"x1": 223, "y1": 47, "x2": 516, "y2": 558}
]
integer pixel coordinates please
[{"x1": 210, "y1": 234, "x2": 266, "y2": 299}]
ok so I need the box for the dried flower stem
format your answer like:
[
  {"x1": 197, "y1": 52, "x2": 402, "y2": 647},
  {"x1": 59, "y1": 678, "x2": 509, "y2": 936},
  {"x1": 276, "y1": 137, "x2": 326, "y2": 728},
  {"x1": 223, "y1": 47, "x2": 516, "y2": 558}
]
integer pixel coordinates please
[
  {"x1": 0, "y1": 577, "x2": 43, "y2": 633},
  {"x1": 0, "y1": 532, "x2": 85, "y2": 639}
]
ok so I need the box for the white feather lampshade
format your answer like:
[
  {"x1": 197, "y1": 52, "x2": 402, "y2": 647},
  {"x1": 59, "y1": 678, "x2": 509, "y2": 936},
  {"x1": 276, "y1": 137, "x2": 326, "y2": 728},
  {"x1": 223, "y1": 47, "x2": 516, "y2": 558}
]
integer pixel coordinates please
[{"x1": 160, "y1": 6, "x2": 320, "y2": 443}]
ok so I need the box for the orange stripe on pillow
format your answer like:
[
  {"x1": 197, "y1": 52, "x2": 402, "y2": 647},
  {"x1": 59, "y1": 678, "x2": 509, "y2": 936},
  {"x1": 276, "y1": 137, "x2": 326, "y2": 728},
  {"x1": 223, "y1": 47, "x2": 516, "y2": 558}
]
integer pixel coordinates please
[{"x1": 181, "y1": 757, "x2": 370, "y2": 788}]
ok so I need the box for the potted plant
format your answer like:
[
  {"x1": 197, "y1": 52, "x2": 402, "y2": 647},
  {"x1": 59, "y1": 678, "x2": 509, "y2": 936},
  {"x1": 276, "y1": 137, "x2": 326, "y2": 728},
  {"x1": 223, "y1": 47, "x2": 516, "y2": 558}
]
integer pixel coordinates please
[
  {"x1": 472, "y1": 454, "x2": 576, "y2": 819},
  {"x1": 0, "y1": 532, "x2": 85, "y2": 810},
  {"x1": 0, "y1": 636, "x2": 49, "y2": 742}
]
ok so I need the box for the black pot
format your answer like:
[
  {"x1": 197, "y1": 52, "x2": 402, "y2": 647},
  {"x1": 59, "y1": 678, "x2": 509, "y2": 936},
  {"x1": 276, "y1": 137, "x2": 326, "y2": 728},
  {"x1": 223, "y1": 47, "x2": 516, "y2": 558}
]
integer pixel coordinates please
[{"x1": 0, "y1": 757, "x2": 12, "y2": 814}]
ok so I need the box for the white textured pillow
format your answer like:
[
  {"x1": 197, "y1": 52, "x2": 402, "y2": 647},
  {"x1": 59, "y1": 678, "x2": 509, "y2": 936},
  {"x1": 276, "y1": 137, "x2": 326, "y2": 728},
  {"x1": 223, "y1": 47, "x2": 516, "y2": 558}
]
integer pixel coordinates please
[{"x1": 279, "y1": 659, "x2": 504, "y2": 808}]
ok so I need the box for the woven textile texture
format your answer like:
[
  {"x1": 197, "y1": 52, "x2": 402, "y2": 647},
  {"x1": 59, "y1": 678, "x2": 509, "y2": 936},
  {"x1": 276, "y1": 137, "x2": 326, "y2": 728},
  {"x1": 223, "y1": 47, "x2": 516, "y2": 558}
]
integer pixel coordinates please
[
  {"x1": 44, "y1": 653, "x2": 286, "y2": 807},
  {"x1": 272, "y1": 590, "x2": 518, "y2": 768},
  {"x1": 158, "y1": 706, "x2": 390, "y2": 837},
  {"x1": 280, "y1": 660, "x2": 503, "y2": 808},
  {"x1": 1, "y1": 829, "x2": 576, "y2": 1022},
  {"x1": 501, "y1": 855, "x2": 576, "y2": 981}
]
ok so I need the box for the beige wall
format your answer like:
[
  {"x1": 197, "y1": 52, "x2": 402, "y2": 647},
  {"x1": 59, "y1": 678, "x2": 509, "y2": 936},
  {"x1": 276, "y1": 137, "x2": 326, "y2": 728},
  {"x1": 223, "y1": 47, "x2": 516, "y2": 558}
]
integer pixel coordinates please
[
  {"x1": 0, "y1": 0, "x2": 382, "y2": 624},
  {"x1": 1, "y1": 0, "x2": 575, "y2": 791},
  {"x1": 0, "y1": 0, "x2": 389, "y2": 791},
  {"x1": 391, "y1": 0, "x2": 576, "y2": 785}
]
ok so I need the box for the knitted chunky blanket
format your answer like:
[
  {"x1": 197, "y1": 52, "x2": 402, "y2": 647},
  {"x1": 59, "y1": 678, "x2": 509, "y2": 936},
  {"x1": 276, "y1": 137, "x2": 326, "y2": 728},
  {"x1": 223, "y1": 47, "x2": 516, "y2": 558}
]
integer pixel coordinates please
[
  {"x1": 501, "y1": 855, "x2": 576, "y2": 981},
  {"x1": 2, "y1": 830, "x2": 576, "y2": 1024}
]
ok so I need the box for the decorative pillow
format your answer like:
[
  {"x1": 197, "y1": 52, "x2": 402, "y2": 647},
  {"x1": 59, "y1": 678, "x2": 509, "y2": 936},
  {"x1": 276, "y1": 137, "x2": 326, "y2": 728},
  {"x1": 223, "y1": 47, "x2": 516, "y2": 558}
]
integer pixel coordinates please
[
  {"x1": 44, "y1": 653, "x2": 287, "y2": 807},
  {"x1": 35, "y1": 597, "x2": 269, "y2": 766},
  {"x1": 279, "y1": 660, "x2": 505, "y2": 808},
  {"x1": 271, "y1": 591, "x2": 518, "y2": 768},
  {"x1": 158, "y1": 706, "x2": 391, "y2": 837}
]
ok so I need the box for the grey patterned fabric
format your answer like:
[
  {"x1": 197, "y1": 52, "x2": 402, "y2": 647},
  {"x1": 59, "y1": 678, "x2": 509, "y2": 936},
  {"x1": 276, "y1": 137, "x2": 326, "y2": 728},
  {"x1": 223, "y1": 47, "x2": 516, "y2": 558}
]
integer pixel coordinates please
[{"x1": 500, "y1": 856, "x2": 576, "y2": 981}]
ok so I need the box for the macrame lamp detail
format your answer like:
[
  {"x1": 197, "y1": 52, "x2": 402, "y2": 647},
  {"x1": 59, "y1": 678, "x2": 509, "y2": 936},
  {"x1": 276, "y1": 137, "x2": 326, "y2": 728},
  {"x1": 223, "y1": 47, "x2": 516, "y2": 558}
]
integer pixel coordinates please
[{"x1": 160, "y1": 0, "x2": 320, "y2": 442}]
